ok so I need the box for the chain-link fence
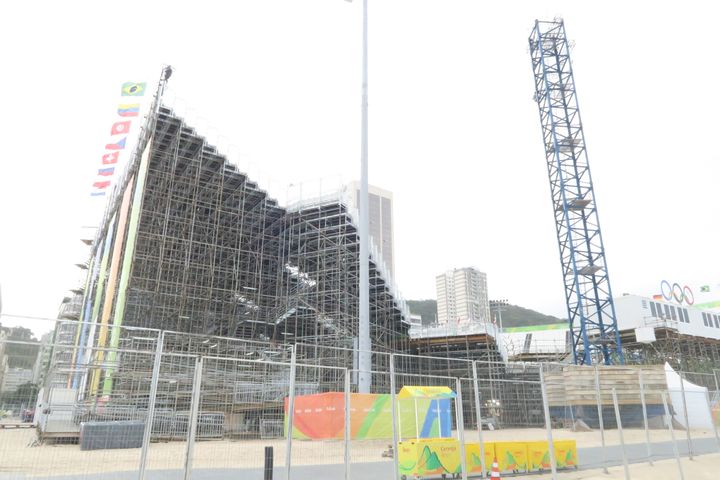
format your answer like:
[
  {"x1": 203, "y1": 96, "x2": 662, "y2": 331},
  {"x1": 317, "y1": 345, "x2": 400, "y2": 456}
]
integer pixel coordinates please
[{"x1": 2, "y1": 318, "x2": 720, "y2": 480}]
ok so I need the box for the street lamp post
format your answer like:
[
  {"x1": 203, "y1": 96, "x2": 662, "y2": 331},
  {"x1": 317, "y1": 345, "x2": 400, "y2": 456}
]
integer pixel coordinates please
[{"x1": 347, "y1": 0, "x2": 371, "y2": 393}]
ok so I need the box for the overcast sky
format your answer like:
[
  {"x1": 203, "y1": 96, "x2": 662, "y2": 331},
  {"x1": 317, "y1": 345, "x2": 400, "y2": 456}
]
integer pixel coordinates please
[{"x1": 1, "y1": 1, "x2": 719, "y2": 334}]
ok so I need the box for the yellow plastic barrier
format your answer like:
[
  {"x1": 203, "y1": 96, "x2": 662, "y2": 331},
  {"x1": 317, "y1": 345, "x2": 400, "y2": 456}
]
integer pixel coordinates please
[
  {"x1": 554, "y1": 440, "x2": 578, "y2": 468},
  {"x1": 398, "y1": 438, "x2": 461, "y2": 479},
  {"x1": 398, "y1": 438, "x2": 576, "y2": 477},
  {"x1": 464, "y1": 442, "x2": 495, "y2": 475},
  {"x1": 527, "y1": 441, "x2": 551, "y2": 471},
  {"x1": 527, "y1": 440, "x2": 578, "y2": 470},
  {"x1": 495, "y1": 441, "x2": 528, "y2": 473}
]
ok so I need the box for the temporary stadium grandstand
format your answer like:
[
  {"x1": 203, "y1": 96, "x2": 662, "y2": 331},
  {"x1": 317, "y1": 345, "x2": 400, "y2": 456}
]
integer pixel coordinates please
[{"x1": 70, "y1": 78, "x2": 411, "y2": 399}]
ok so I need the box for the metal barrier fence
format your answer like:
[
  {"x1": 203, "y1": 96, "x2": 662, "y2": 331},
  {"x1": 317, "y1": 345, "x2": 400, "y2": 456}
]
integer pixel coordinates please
[{"x1": 1, "y1": 321, "x2": 720, "y2": 479}]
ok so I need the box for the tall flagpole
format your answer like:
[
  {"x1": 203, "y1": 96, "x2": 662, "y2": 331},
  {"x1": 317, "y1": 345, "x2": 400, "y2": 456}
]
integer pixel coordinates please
[{"x1": 357, "y1": 0, "x2": 372, "y2": 393}]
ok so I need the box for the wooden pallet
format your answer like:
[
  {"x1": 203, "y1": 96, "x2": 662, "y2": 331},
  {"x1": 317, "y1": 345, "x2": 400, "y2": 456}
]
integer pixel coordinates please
[{"x1": 545, "y1": 365, "x2": 667, "y2": 406}]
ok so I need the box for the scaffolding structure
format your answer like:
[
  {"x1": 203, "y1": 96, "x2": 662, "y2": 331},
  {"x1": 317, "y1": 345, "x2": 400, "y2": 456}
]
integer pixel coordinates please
[
  {"x1": 38, "y1": 317, "x2": 542, "y2": 435},
  {"x1": 31, "y1": 72, "x2": 530, "y2": 436},
  {"x1": 528, "y1": 19, "x2": 623, "y2": 365},
  {"x1": 73, "y1": 87, "x2": 410, "y2": 398},
  {"x1": 621, "y1": 326, "x2": 720, "y2": 372}
]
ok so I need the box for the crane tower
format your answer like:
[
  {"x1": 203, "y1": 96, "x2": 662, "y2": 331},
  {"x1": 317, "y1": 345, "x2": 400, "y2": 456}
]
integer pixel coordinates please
[{"x1": 528, "y1": 19, "x2": 623, "y2": 365}]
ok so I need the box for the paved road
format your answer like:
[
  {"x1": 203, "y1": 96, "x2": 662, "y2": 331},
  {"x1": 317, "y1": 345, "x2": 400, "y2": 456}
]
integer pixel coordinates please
[
  {"x1": 579, "y1": 436, "x2": 718, "y2": 470},
  {"x1": 2, "y1": 438, "x2": 718, "y2": 480}
]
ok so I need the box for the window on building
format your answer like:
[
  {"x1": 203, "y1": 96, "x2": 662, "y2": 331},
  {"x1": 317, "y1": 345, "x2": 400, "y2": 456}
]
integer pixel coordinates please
[
  {"x1": 670, "y1": 306, "x2": 677, "y2": 321},
  {"x1": 650, "y1": 302, "x2": 657, "y2": 317},
  {"x1": 702, "y1": 312, "x2": 709, "y2": 327}
]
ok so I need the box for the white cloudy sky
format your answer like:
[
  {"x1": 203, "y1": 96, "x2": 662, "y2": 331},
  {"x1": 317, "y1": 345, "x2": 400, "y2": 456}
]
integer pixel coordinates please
[{"x1": 1, "y1": 0, "x2": 719, "y2": 334}]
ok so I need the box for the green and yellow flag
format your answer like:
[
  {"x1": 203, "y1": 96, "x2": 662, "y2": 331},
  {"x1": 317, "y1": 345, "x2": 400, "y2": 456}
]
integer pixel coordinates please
[{"x1": 121, "y1": 82, "x2": 146, "y2": 96}]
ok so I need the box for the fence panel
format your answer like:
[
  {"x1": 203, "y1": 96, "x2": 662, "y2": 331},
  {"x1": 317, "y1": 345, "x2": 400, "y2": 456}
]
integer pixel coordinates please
[
  {"x1": 141, "y1": 351, "x2": 197, "y2": 478},
  {"x1": 179, "y1": 355, "x2": 293, "y2": 480},
  {"x1": 542, "y1": 362, "x2": 601, "y2": 473},
  {"x1": 0, "y1": 338, "x2": 49, "y2": 479},
  {"x1": 672, "y1": 371, "x2": 718, "y2": 448},
  {"x1": 346, "y1": 369, "x2": 396, "y2": 480},
  {"x1": 285, "y1": 363, "x2": 348, "y2": 480},
  {"x1": 0, "y1": 337, "x2": 160, "y2": 479},
  {"x1": 4, "y1": 316, "x2": 720, "y2": 480}
]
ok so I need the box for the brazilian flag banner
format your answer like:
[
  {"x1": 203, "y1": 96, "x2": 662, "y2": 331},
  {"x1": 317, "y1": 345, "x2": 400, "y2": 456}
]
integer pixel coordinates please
[{"x1": 121, "y1": 82, "x2": 147, "y2": 96}]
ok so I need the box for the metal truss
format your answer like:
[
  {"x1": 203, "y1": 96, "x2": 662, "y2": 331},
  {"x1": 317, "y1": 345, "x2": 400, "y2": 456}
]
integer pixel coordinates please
[{"x1": 528, "y1": 19, "x2": 623, "y2": 365}]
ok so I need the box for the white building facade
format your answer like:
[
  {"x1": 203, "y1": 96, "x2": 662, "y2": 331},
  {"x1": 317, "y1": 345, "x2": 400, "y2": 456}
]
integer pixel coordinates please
[
  {"x1": 614, "y1": 294, "x2": 720, "y2": 341},
  {"x1": 436, "y1": 267, "x2": 491, "y2": 325},
  {"x1": 345, "y1": 182, "x2": 395, "y2": 277}
]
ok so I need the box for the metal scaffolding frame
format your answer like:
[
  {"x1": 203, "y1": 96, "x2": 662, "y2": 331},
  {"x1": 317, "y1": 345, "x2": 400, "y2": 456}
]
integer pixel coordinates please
[
  {"x1": 621, "y1": 326, "x2": 720, "y2": 372},
  {"x1": 37, "y1": 318, "x2": 545, "y2": 432},
  {"x1": 75, "y1": 98, "x2": 409, "y2": 396},
  {"x1": 528, "y1": 19, "x2": 623, "y2": 365}
]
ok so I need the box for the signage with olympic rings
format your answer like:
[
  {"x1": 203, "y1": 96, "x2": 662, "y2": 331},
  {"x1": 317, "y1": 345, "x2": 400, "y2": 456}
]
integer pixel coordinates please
[{"x1": 660, "y1": 280, "x2": 694, "y2": 305}]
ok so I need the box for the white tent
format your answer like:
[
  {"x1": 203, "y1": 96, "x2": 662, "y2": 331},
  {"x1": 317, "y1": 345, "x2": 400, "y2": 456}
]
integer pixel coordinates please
[{"x1": 664, "y1": 362, "x2": 713, "y2": 429}]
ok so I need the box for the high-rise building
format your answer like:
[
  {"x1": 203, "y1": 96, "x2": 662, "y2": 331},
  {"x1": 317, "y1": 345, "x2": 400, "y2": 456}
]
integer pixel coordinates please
[
  {"x1": 436, "y1": 268, "x2": 490, "y2": 325},
  {"x1": 344, "y1": 182, "x2": 394, "y2": 277}
]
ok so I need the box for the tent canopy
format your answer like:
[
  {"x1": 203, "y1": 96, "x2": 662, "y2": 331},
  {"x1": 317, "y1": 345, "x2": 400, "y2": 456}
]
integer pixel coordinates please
[
  {"x1": 664, "y1": 362, "x2": 713, "y2": 429},
  {"x1": 398, "y1": 385, "x2": 456, "y2": 399}
]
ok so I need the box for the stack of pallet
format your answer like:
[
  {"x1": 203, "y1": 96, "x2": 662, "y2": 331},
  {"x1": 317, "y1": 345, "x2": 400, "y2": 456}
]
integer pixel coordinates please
[{"x1": 544, "y1": 365, "x2": 667, "y2": 407}]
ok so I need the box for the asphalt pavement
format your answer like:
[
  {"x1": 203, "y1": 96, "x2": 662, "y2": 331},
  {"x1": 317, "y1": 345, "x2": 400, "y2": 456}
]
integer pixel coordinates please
[{"x1": 2, "y1": 437, "x2": 718, "y2": 480}]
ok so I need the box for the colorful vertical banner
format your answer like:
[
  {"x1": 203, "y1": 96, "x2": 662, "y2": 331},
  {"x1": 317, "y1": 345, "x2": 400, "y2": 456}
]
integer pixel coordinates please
[
  {"x1": 90, "y1": 81, "x2": 146, "y2": 196},
  {"x1": 93, "y1": 179, "x2": 135, "y2": 396},
  {"x1": 102, "y1": 140, "x2": 154, "y2": 395}
]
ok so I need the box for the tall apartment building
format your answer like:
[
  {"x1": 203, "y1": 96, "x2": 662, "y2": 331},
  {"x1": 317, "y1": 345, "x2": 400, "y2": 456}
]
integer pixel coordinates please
[
  {"x1": 345, "y1": 182, "x2": 395, "y2": 277},
  {"x1": 436, "y1": 268, "x2": 490, "y2": 324}
]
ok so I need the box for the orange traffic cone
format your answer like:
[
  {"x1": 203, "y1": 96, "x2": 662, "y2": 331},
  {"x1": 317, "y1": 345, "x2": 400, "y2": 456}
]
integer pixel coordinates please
[{"x1": 490, "y1": 457, "x2": 501, "y2": 479}]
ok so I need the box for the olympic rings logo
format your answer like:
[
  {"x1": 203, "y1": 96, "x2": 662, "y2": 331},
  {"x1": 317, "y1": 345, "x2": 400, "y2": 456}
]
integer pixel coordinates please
[{"x1": 660, "y1": 280, "x2": 694, "y2": 305}]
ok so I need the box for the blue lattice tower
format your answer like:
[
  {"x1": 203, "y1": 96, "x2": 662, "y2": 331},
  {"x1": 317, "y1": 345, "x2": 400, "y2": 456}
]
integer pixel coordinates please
[{"x1": 528, "y1": 19, "x2": 623, "y2": 365}]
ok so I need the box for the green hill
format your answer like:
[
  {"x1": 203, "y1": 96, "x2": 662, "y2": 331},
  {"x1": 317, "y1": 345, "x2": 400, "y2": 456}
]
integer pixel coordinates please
[
  {"x1": 406, "y1": 299, "x2": 565, "y2": 328},
  {"x1": 498, "y1": 304, "x2": 565, "y2": 328}
]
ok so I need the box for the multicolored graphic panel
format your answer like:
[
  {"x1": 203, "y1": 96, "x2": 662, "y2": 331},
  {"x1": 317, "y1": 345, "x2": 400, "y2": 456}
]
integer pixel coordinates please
[
  {"x1": 399, "y1": 439, "x2": 462, "y2": 477},
  {"x1": 284, "y1": 392, "x2": 452, "y2": 440}
]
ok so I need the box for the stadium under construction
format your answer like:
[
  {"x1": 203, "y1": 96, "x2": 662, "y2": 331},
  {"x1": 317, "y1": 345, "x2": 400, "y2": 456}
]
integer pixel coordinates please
[
  {"x1": 2, "y1": 19, "x2": 720, "y2": 480},
  {"x1": 56, "y1": 69, "x2": 720, "y2": 406},
  {"x1": 47, "y1": 77, "x2": 716, "y2": 444},
  {"x1": 57, "y1": 75, "x2": 515, "y2": 403}
]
